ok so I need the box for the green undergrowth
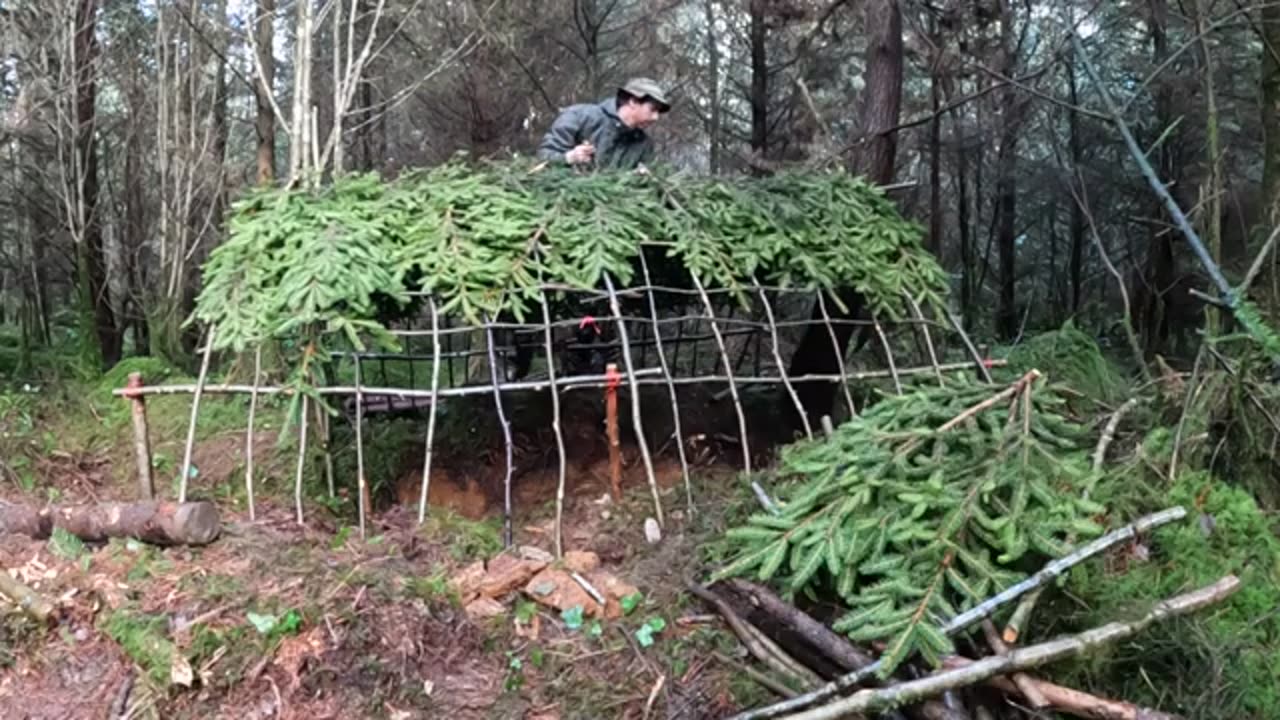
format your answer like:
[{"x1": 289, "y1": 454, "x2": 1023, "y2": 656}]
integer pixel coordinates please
[
  {"x1": 420, "y1": 507, "x2": 503, "y2": 562},
  {"x1": 1052, "y1": 472, "x2": 1280, "y2": 719},
  {"x1": 1004, "y1": 319, "x2": 1128, "y2": 403}
]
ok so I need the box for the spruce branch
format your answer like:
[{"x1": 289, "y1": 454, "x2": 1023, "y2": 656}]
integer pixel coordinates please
[{"x1": 728, "y1": 507, "x2": 1189, "y2": 720}]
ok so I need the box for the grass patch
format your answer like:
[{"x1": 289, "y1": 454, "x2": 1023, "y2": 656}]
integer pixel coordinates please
[
  {"x1": 1053, "y1": 472, "x2": 1280, "y2": 719},
  {"x1": 100, "y1": 607, "x2": 176, "y2": 686},
  {"x1": 421, "y1": 507, "x2": 502, "y2": 561},
  {"x1": 404, "y1": 565, "x2": 459, "y2": 606}
]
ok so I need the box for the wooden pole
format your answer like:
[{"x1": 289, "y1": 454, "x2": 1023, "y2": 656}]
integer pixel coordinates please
[
  {"x1": 294, "y1": 395, "x2": 310, "y2": 525},
  {"x1": 754, "y1": 279, "x2": 813, "y2": 439},
  {"x1": 244, "y1": 346, "x2": 262, "y2": 522},
  {"x1": 124, "y1": 372, "x2": 154, "y2": 500},
  {"x1": 815, "y1": 291, "x2": 857, "y2": 418},
  {"x1": 873, "y1": 319, "x2": 903, "y2": 395},
  {"x1": 602, "y1": 274, "x2": 663, "y2": 527},
  {"x1": 606, "y1": 362, "x2": 622, "y2": 503},
  {"x1": 540, "y1": 290, "x2": 569, "y2": 557},
  {"x1": 638, "y1": 251, "x2": 693, "y2": 514},
  {"x1": 354, "y1": 357, "x2": 368, "y2": 539},
  {"x1": 418, "y1": 298, "x2": 443, "y2": 524},
  {"x1": 690, "y1": 272, "x2": 751, "y2": 473},
  {"x1": 484, "y1": 317, "x2": 515, "y2": 548},
  {"x1": 179, "y1": 325, "x2": 217, "y2": 502}
]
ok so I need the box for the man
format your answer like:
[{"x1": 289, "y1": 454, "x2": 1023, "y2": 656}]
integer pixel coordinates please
[{"x1": 537, "y1": 78, "x2": 672, "y2": 170}]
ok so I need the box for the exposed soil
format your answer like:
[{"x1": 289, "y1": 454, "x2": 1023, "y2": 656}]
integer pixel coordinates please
[{"x1": 0, "y1": 427, "x2": 755, "y2": 720}]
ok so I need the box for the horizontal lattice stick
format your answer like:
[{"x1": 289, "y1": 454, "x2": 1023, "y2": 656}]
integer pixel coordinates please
[
  {"x1": 404, "y1": 282, "x2": 892, "y2": 300},
  {"x1": 730, "y1": 506, "x2": 1190, "y2": 720},
  {"x1": 112, "y1": 361, "x2": 1009, "y2": 401},
  {"x1": 350, "y1": 328, "x2": 760, "y2": 359},
  {"x1": 111, "y1": 369, "x2": 664, "y2": 399},
  {"x1": 386, "y1": 314, "x2": 945, "y2": 337}
]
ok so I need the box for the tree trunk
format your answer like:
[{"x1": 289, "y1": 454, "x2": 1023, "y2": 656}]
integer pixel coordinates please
[
  {"x1": 852, "y1": 0, "x2": 903, "y2": 184},
  {"x1": 995, "y1": 0, "x2": 1020, "y2": 341},
  {"x1": 705, "y1": 0, "x2": 722, "y2": 174},
  {"x1": 1264, "y1": 1, "x2": 1280, "y2": 314},
  {"x1": 255, "y1": 0, "x2": 277, "y2": 184},
  {"x1": 74, "y1": 0, "x2": 120, "y2": 367},
  {"x1": 788, "y1": 0, "x2": 903, "y2": 425},
  {"x1": 1067, "y1": 47, "x2": 1086, "y2": 313},
  {"x1": 928, "y1": 46, "x2": 943, "y2": 257},
  {"x1": 1142, "y1": 0, "x2": 1180, "y2": 355},
  {"x1": 749, "y1": 0, "x2": 768, "y2": 168},
  {"x1": 1194, "y1": 0, "x2": 1222, "y2": 335},
  {"x1": 124, "y1": 87, "x2": 148, "y2": 354},
  {"x1": 0, "y1": 501, "x2": 221, "y2": 546},
  {"x1": 210, "y1": 0, "x2": 230, "y2": 230}
]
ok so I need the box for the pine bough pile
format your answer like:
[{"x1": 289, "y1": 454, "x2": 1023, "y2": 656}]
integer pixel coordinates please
[
  {"x1": 712, "y1": 371, "x2": 1108, "y2": 677},
  {"x1": 192, "y1": 161, "x2": 946, "y2": 353}
]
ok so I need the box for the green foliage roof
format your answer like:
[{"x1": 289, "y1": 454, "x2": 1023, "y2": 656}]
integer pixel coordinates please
[{"x1": 194, "y1": 160, "x2": 946, "y2": 353}]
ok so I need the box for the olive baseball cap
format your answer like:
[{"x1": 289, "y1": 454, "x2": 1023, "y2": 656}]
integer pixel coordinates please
[{"x1": 619, "y1": 78, "x2": 672, "y2": 112}]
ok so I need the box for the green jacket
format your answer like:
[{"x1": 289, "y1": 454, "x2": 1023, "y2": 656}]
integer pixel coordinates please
[{"x1": 537, "y1": 98, "x2": 654, "y2": 169}]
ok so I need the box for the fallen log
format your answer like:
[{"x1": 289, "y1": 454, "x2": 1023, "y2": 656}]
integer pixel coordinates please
[
  {"x1": 724, "y1": 579, "x2": 876, "y2": 673},
  {"x1": 0, "y1": 501, "x2": 220, "y2": 546},
  {"x1": 0, "y1": 571, "x2": 55, "y2": 622}
]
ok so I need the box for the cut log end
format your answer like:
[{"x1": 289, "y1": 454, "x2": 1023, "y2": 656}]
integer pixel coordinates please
[{"x1": 173, "y1": 502, "x2": 221, "y2": 545}]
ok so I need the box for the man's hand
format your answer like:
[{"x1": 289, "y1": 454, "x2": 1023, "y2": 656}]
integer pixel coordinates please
[{"x1": 565, "y1": 141, "x2": 595, "y2": 165}]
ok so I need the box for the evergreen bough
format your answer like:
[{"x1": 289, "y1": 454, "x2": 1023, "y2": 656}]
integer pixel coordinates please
[
  {"x1": 711, "y1": 374, "x2": 1108, "y2": 677},
  {"x1": 192, "y1": 160, "x2": 946, "y2": 354}
]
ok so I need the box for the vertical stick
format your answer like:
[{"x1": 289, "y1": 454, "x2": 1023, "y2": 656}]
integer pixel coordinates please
[
  {"x1": 874, "y1": 319, "x2": 903, "y2": 395},
  {"x1": 606, "y1": 363, "x2": 622, "y2": 502},
  {"x1": 602, "y1": 274, "x2": 663, "y2": 527},
  {"x1": 485, "y1": 315, "x2": 516, "y2": 548},
  {"x1": 418, "y1": 298, "x2": 443, "y2": 524},
  {"x1": 245, "y1": 346, "x2": 261, "y2": 522},
  {"x1": 354, "y1": 356, "x2": 368, "y2": 539},
  {"x1": 947, "y1": 309, "x2": 995, "y2": 383},
  {"x1": 316, "y1": 391, "x2": 335, "y2": 498},
  {"x1": 294, "y1": 395, "x2": 310, "y2": 525},
  {"x1": 539, "y1": 289, "x2": 568, "y2": 557},
  {"x1": 179, "y1": 325, "x2": 216, "y2": 503},
  {"x1": 125, "y1": 372, "x2": 154, "y2": 500},
  {"x1": 691, "y1": 272, "x2": 751, "y2": 473},
  {"x1": 815, "y1": 291, "x2": 857, "y2": 418},
  {"x1": 906, "y1": 294, "x2": 944, "y2": 383},
  {"x1": 638, "y1": 251, "x2": 693, "y2": 514},
  {"x1": 754, "y1": 279, "x2": 812, "y2": 439}
]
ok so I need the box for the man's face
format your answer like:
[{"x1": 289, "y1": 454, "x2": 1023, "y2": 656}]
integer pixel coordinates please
[{"x1": 620, "y1": 98, "x2": 664, "y2": 130}]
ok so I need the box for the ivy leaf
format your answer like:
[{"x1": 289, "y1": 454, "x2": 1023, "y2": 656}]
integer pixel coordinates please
[{"x1": 561, "y1": 605, "x2": 585, "y2": 631}]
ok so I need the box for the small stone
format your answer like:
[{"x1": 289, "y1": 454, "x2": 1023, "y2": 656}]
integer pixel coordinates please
[
  {"x1": 644, "y1": 518, "x2": 662, "y2": 544},
  {"x1": 464, "y1": 597, "x2": 507, "y2": 621},
  {"x1": 448, "y1": 561, "x2": 486, "y2": 605},
  {"x1": 523, "y1": 569, "x2": 607, "y2": 617},
  {"x1": 518, "y1": 546, "x2": 555, "y2": 563},
  {"x1": 591, "y1": 572, "x2": 641, "y2": 620},
  {"x1": 601, "y1": 510, "x2": 612, "y2": 520},
  {"x1": 562, "y1": 550, "x2": 600, "y2": 574},
  {"x1": 479, "y1": 553, "x2": 548, "y2": 599}
]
